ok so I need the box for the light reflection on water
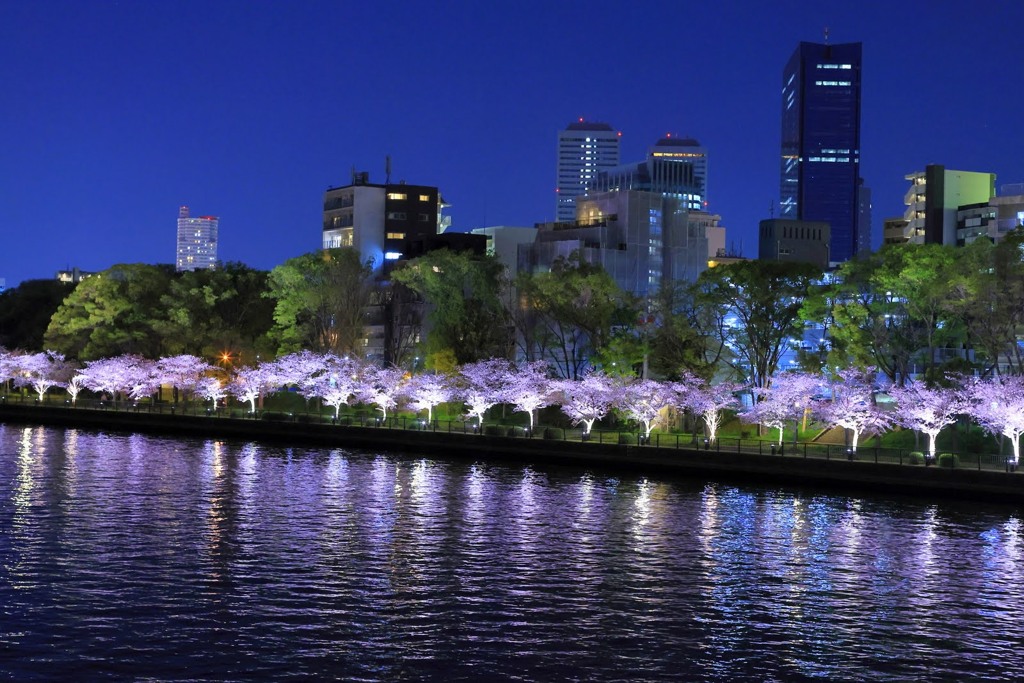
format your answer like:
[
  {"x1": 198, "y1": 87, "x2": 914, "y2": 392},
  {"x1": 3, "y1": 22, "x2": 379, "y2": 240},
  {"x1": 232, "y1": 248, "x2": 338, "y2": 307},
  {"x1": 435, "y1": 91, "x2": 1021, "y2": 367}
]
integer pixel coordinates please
[{"x1": 1, "y1": 423, "x2": 1023, "y2": 681}]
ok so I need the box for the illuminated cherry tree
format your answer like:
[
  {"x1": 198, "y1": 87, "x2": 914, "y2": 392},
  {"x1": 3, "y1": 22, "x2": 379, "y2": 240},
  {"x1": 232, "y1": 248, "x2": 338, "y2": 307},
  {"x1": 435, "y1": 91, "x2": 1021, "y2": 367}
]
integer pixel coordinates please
[
  {"x1": 818, "y1": 367, "x2": 893, "y2": 454},
  {"x1": 406, "y1": 373, "x2": 456, "y2": 423},
  {"x1": 743, "y1": 371, "x2": 822, "y2": 446},
  {"x1": 357, "y1": 365, "x2": 407, "y2": 421},
  {"x1": 888, "y1": 379, "x2": 968, "y2": 460},
  {"x1": 302, "y1": 353, "x2": 362, "y2": 419},
  {"x1": 617, "y1": 378, "x2": 674, "y2": 441},
  {"x1": 554, "y1": 370, "x2": 616, "y2": 436},
  {"x1": 229, "y1": 364, "x2": 278, "y2": 413},
  {"x1": 677, "y1": 378, "x2": 742, "y2": 445},
  {"x1": 967, "y1": 375, "x2": 1024, "y2": 466},
  {"x1": 0, "y1": 349, "x2": 19, "y2": 394},
  {"x1": 156, "y1": 355, "x2": 216, "y2": 402},
  {"x1": 198, "y1": 376, "x2": 227, "y2": 405},
  {"x1": 266, "y1": 350, "x2": 326, "y2": 389},
  {"x1": 79, "y1": 355, "x2": 153, "y2": 403},
  {"x1": 65, "y1": 374, "x2": 87, "y2": 404},
  {"x1": 11, "y1": 351, "x2": 74, "y2": 401},
  {"x1": 501, "y1": 360, "x2": 553, "y2": 431},
  {"x1": 458, "y1": 358, "x2": 512, "y2": 427}
]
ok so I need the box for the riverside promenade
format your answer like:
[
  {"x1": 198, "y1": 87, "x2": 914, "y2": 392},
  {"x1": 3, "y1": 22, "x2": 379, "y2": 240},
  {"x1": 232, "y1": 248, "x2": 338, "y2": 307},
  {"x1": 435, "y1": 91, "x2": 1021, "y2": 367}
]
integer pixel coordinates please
[{"x1": 1, "y1": 401, "x2": 1022, "y2": 504}]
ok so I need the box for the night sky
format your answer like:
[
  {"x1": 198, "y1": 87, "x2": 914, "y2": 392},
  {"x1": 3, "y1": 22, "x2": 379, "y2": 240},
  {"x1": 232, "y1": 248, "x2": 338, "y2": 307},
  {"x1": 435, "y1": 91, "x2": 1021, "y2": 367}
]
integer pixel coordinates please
[{"x1": 2, "y1": 0, "x2": 1022, "y2": 287}]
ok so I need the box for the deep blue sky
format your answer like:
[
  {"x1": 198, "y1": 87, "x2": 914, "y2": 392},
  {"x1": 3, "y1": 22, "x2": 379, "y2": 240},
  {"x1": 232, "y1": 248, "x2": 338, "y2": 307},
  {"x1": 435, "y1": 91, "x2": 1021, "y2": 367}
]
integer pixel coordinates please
[{"x1": 2, "y1": 0, "x2": 1022, "y2": 287}]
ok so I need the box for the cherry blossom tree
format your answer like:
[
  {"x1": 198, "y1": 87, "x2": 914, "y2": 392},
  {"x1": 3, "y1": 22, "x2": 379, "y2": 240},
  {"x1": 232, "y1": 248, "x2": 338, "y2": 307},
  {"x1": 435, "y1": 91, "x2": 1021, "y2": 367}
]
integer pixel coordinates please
[
  {"x1": 156, "y1": 355, "x2": 216, "y2": 402},
  {"x1": 0, "y1": 349, "x2": 19, "y2": 395},
  {"x1": 79, "y1": 355, "x2": 154, "y2": 404},
  {"x1": 65, "y1": 374, "x2": 87, "y2": 404},
  {"x1": 357, "y1": 365, "x2": 407, "y2": 422},
  {"x1": 405, "y1": 373, "x2": 456, "y2": 424},
  {"x1": 616, "y1": 378, "x2": 674, "y2": 441},
  {"x1": 198, "y1": 376, "x2": 227, "y2": 406},
  {"x1": 967, "y1": 375, "x2": 1024, "y2": 466},
  {"x1": 888, "y1": 379, "x2": 968, "y2": 460},
  {"x1": 229, "y1": 364, "x2": 278, "y2": 413},
  {"x1": 554, "y1": 370, "x2": 617, "y2": 437},
  {"x1": 500, "y1": 360, "x2": 553, "y2": 431},
  {"x1": 266, "y1": 350, "x2": 327, "y2": 390},
  {"x1": 818, "y1": 367, "x2": 893, "y2": 454},
  {"x1": 302, "y1": 354, "x2": 362, "y2": 419},
  {"x1": 458, "y1": 358, "x2": 512, "y2": 427},
  {"x1": 11, "y1": 351, "x2": 74, "y2": 401},
  {"x1": 743, "y1": 371, "x2": 822, "y2": 446},
  {"x1": 678, "y1": 378, "x2": 743, "y2": 445}
]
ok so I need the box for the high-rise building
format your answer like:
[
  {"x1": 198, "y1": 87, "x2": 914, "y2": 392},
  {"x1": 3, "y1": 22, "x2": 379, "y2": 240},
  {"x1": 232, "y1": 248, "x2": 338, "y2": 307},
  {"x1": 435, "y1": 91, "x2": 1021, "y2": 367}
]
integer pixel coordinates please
[
  {"x1": 175, "y1": 206, "x2": 218, "y2": 272},
  {"x1": 556, "y1": 119, "x2": 620, "y2": 222},
  {"x1": 895, "y1": 165, "x2": 996, "y2": 245},
  {"x1": 588, "y1": 135, "x2": 706, "y2": 212},
  {"x1": 780, "y1": 41, "x2": 862, "y2": 263},
  {"x1": 649, "y1": 135, "x2": 708, "y2": 204},
  {"x1": 522, "y1": 189, "x2": 708, "y2": 300},
  {"x1": 322, "y1": 172, "x2": 442, "y2": 272}
]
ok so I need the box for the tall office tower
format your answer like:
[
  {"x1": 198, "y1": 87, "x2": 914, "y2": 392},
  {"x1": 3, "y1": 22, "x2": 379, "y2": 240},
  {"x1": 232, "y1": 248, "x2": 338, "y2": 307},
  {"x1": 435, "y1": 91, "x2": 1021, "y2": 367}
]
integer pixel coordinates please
[
  {"x1": 556, "y1": 119, "x2": 620, "y2": 222},
  {"x1": 649, "y1": 135, "x2": 708, "y2": 205},
  {"x1": 175, "y1": 206, "x2": 219, "y2": 272},
  {"x1": 780, "y1": 41, "x2": 862, "y2": 263},
  {"x1": 590, "y1": 135, "x2": 707, "y2": 211}
]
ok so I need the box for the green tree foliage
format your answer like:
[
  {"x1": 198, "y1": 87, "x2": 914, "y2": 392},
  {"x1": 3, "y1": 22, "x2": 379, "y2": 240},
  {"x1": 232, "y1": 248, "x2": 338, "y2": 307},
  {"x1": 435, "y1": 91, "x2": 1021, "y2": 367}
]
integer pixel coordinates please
[
  {"x1": 44, "y1": 263, "x2": 276, "y2": 362},
  {"x1": 391, "y1": 249, "x2": 512, "y2": 364},
  {"x1": 265, "y1": 248, "x2": 374, "y2": 357},
  {"x1": 153, "y1": 263, "x2": 275, "y2": 361},
  {"x1": 44, "y1": 264, "x2": 173, "y2": 359},
  {"x1": 0, "y1": 279, "x2": 75, "y2": 351},
  {"x1": 515, "y1": 252, "x2": 640, "y2": 379},
  {"x1": 646, "y1": 281, "x2": 727, "y2": 381},
  {"x1": 696, "y1": 259, "x2": 820, "y2": 391},
  {"x1": 803, "y1": 244, "x2": 968, "y2": 384},
  {"x1": 951, "y1": 230, "x2": 1024, "y2": 376}
]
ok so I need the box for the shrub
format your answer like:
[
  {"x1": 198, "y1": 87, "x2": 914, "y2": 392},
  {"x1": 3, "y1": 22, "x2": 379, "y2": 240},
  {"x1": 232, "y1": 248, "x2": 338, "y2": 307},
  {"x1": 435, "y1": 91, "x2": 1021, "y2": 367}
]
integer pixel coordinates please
[
  {"x1": 261, "y1": 411, "x2": 289, "y2": 422},
  {"x1": 936, "y1": 452, "x2": 960, "y2": 469},
  {"x1": 618, "y1": 434, "x2": 634, "y2": 445},
  {"x1": 543, "y1": 427, "x2": 562, "y2": 441},
  {"x1": 908, "y1": 451, "x2": 925, "y2": 466},
  {"x1": 483, "y1": 425, "x2": 504, "y2": 437}
]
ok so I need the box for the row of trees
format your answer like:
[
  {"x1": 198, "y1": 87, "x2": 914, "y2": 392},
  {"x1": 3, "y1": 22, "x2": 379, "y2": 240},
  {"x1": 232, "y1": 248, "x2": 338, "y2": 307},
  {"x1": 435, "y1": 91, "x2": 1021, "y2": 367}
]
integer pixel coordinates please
[
  {"x1": 3, "y1": 349, "x2": 1024, "y2": 464},
  {"x1": 3, "y1": 232, "x2": 1024, "y2": 391}
]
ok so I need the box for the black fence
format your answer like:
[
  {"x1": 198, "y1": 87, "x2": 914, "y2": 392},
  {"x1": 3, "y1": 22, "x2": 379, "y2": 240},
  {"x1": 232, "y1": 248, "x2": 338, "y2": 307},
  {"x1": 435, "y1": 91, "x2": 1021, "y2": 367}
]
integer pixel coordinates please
[{"x1": 1, "y1": 393, "x2": 1018, "y2": 474}]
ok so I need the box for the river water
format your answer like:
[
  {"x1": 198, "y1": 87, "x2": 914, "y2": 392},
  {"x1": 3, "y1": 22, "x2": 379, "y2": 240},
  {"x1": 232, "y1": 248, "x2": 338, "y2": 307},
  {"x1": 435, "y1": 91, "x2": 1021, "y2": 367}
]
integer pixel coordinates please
[{"x1": 1, "y1": 423, "x2": 1022, "y2": 681}]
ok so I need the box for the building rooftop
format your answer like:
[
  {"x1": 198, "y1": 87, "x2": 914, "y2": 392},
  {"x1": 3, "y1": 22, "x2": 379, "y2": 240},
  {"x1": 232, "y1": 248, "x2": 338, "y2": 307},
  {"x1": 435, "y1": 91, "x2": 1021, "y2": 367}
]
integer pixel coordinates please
[
  {"x1": 654, "y1": 136, "x2": 701, "y2": 147},
  {"x1": 564, "y1": 120, "x2": 614, "y2": 132}
]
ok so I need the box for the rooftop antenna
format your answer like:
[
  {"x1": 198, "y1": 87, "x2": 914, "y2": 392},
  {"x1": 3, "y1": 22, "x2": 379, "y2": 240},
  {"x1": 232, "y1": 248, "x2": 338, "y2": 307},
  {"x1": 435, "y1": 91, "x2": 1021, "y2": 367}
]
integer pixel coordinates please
[
  {"x1": 350, "y1": 165, "x2": 356, "y2": 184},
  {"x1": 385, "y1": 155, "x2": 392, "y2": 184},
  {"x1": 824, "y1": 26, "x2": 830, "y2": 44},
  {"x1": 769, "y1": 200, "x2": 775, "y2": 218}
]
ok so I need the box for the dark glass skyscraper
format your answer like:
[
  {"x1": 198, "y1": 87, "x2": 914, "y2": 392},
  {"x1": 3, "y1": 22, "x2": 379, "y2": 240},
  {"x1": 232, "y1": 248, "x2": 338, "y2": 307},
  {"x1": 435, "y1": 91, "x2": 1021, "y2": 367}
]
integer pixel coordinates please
[{"x1": 780, "y1": 41, "x2": 862, "y2": 263}]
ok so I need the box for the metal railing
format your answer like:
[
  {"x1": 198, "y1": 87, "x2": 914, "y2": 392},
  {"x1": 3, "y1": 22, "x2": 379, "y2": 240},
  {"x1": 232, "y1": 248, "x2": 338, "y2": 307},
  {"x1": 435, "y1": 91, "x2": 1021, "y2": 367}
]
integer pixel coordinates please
[{"x1": 1, "y1": 393, "x2": 1019, "y2": 474}]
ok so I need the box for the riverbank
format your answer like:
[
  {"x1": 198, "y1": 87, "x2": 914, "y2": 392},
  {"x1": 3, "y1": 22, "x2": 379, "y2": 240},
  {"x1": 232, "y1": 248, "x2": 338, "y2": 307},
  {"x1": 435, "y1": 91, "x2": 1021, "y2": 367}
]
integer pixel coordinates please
[{"x1": 2, "y1": 402, "x2": 1022, "y2": 503}]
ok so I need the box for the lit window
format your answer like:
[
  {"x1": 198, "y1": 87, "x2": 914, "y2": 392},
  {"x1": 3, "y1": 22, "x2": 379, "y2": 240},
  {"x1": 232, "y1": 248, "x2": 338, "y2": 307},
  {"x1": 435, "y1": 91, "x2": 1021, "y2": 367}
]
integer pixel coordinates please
[
  {"x1": 418, "y1": 194, "x2": 429, "y2": 202},
  {"x1": 384, "y1": 251, "x2": 402, "y2": 260},
  {"x1": 386, "y1": 232, "x2": 405, "y2": 239},
  {"x1": 387, "y1": 193, "x2": 407, "y2": 200}
]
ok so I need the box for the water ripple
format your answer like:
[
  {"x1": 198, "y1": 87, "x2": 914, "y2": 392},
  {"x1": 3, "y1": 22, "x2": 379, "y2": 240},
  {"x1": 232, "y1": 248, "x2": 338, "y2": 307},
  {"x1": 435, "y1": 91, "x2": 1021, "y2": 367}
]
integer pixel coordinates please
[{"x1": 1, "y1": 424, "x2": 1023, "y2": 681}]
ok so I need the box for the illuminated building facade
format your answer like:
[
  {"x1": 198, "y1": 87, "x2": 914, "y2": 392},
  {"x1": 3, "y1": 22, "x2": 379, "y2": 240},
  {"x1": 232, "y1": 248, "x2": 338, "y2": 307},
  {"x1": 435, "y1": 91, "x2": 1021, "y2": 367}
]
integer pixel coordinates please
[
  {"x1": 588, "y1": 135, "x2": 706, "y2": 212},
  {"x1": 523, "y1": 189, "x2": 708, "y2": 299},
  {"x1": 175, "y1": 206, "x2": 218, "y2": 272},
  {"x1": 780, "y1": 41, "x2": 862, "y2": 262},
  {"x1": 556, "y1": 119, "x2": 620, "y2": 222},
  {"x1": 322, "y1": 172, "x2": 441, "y2": 272},
  {"x1": 896, "y1": 165, "x2": 995, "y2": 245}
]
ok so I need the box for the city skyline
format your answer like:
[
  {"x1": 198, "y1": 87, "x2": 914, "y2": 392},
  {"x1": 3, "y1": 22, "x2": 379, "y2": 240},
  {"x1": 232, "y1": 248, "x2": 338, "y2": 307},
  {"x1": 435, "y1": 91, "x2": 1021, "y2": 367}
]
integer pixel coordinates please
[{"x1": 2, "y1": 1, "x2": 1023, "y2": 287}]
